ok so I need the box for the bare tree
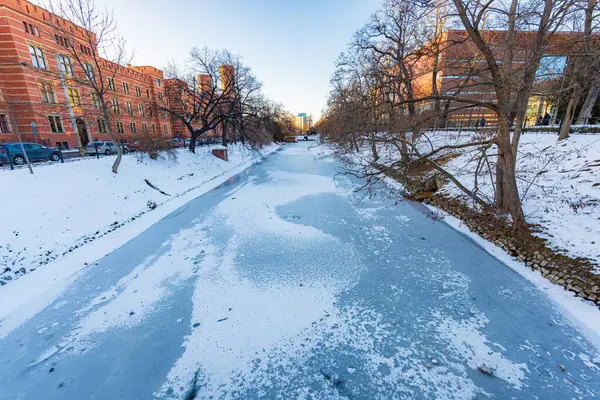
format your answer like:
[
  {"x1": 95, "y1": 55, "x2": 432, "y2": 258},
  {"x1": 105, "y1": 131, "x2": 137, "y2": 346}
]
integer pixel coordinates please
[
  {"x1": 44, "y1": 0, "x2": 132, "y2": 173},
  {"x1": 2, "y1": 99, "x2": 35, "y2": 174},
  {"x1": 158, "y1": 48, "x2": 264, "y2": 153},
  {"x1": 322, "y1": 0, "x2": 585, "y2": 232},
  {"x1": 567, "y1": 0, "x2": 600, "y2": 129}
]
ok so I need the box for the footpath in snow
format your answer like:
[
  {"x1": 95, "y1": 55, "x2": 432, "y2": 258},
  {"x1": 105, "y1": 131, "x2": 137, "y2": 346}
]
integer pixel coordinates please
[{"x1": 0, "y1": 143, "x2": 279, "y2": 286}]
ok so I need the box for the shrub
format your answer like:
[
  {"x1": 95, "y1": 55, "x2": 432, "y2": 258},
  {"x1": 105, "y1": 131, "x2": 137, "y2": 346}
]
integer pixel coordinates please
[{"x1": 135, "y1": 133, "x2": 177, "y2": 162}]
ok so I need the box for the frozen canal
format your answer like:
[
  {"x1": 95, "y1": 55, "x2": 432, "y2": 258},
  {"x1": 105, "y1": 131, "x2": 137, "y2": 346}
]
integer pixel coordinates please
[{"x1": 0, "y1": 142, "x2": 599, "y2": 399}]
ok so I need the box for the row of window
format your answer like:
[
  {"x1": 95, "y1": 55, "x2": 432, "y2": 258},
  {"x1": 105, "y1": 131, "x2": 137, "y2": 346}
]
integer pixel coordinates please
[
  {"x1": 38, "y1": 81, "x2": 168, "y2": 121},
  {"x1": 29, "y1": 45, "x2": 78, "y2": 77},
  {"x1": 110, "y1": 99, "x2": 154, "y2": 117},
  {"x1": 26, "y1": 20, "x2": 93, "y2": 58},
  {"x1": 113, "y1": 121, "x2": 168, "y2": 135},
  {"x1": 108, "y1": 77, "x2": 152, "y2": 98},
  {"x1": 0, "y1": 113, "x2": 169, "y2": 136},
  {"x1": 28, "y1": 46, "x2": 160, "y2": 101},
  {"x1": 23, "y1": 21, "x2": 40, "y2": 37},
  {"x1": 54, "y1": 33, "x2": 69, "y2": 48},
  {"x1": 80, "y1": 44, "x2": 92, "y2": 56}
]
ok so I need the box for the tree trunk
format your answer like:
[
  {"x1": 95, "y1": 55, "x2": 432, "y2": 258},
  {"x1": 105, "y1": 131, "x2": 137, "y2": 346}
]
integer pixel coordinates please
[
  {"x1": 189, "y1": 132, "x2": 200, "y2": 153},
  {"x1": 112, "y1": 147, "x2": 123, "y2": 174},
  {"x1": 441, "y1": 99, "x2": 452, "y2": 128},
  {"x1": 221, "y1": 121, "x2": 228, "y2": 147},
  {"x1": 399, "y1": 131, "x2": 409, "y2": 164},
  {"x1": 558, "y1": 84, "x2": 583, "y2": 140},
  {"x1": 495, "y1": 147, "x2": 504, "y2": 209},
  {"x1": 370, "y1": 133, "x2": 379, "y2": 161},
  {"x1": 495, "y1": 117, "x2": 527, "y2": 230},
  {"x1": 100, "y1": 104, "x2": 122, "y2": 174},
  {"x1": 502, "y1": 155, "x2": 527, "y2": 231},
  {"x1": 575, "y1": 83, "x2": 600, "y2": 125}
]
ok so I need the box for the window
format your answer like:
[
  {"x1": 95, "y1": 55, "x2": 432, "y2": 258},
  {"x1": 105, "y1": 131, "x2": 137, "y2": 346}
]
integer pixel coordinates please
[
  {"x1": 107, "y1": 77, "x2": 116, "y2": 90},
  {"x1": 67, "y1": 88, "x2": 80, "y2": 107},
  {"x1": 56, "y1": 141, "x2": 69, "y2": 150},
  {"x1": 0, "y1": 114, "x2": 11, "y2": 133},
  {"x1": 148, "y1": 106, "x2": 153, "y2": 117},
  {"x1": 48, "y1": 115, "x2": 64, "y2": 133},
  {"x1": 23, "y1": 22, "x2": 39, "y2": 36},
  {"x1": 79, "y1": 44, "x2": 91, "y2": 56},
  {"x1": 39, "y1": 82, "x2": 55, "y2": 103},
  {"x1": 116, "y1": 121, "x2": 124, "y2": 133},
  {"x1": 130, "y1": 122, "x2": 137, "y2": 134},
  {"x1": 28, "y1": 45, "x2": 46, "y2": 69},
  {"x1": 126, "y1": 102, "x2": 133, "y2": 115},
  {"x1": 156, "y1": 78, "x2": 161, "y2": 87},
  {"x1": 97, "y1": 118, "x2": 107, "y2": 133},
  {"x1": 83, "y1": 63, "x2": 94, "y2": 82},
  {"x1": 152, "y1": 124, "x2": 156, "y2": 134},
  {"x1": 58, "y1": 55, "x2": 73, "y2": 76},
  {"x1": 138, "y1": 104, "x2": 145, "y2": 116},
  {"x1": 122, "y1": 82, "x2": 129, "y2": 94},
  {"x1": 90, "y1": 92, "x2": 101, "y2": 108},
  {"x1": 157, "y1": 92, "x2": 163, "y2": 101},
  {"x1": 536, "y1": 56, "x2": 567, "y2": 82},
  {"x1": 111, "y1": 99, "x2": 120, "y2": 114},
  {"x1": 163, "y1": 124, "x2": 168, "y2": 134},
  {"x1": 146, "y1": 89, "x2": 150, "y2": 98},
  {"x1": 135, "y1": 86, "x2": 141, "y2": 97},
  {"x1": 142, "y1": 122, "x2": 148, "y2": 134},
  {"x1": 54, "y1": 34, "x2": 65, "y2": 47}
]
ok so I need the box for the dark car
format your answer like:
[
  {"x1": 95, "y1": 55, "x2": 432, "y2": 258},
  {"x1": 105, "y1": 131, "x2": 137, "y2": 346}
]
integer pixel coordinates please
[
  {"x1": 170, "y1": 138, "x2": 186, "y2": 148},
  {"x1": 0, "y1": 142, "x2": 61, "y2": 166}
]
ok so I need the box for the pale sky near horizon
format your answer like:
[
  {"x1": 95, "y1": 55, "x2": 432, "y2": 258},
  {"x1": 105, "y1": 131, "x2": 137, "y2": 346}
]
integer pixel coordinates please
[{"x1": 92, "y1": 0, "x2": 382, "y2": 120}]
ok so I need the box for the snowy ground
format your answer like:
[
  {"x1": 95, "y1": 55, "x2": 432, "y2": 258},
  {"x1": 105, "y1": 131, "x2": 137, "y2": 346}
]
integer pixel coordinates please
[
  {"x1": 0, "y1": 143, "x2": 279, "y2": 285},
  {"x1": 1, "y1": 142, "x2": 598, "y2": 399},
  {"x1": 373, "y1": 132, "x2": 600, "y2": 268}
]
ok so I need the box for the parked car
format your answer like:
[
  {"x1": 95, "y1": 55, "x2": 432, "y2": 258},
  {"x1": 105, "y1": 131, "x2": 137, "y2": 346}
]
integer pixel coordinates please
[
  {"x1": 0, "y1": 142, "x2": 61, "y2": 166},
  {"x1": 126, "y1": 141, "x2": 141, "y2": 152},
  {"x1": 170, "y1": 138, "x2": 186, "y2": 148},
  {"x1": 85, "y1": 141, "x2": 121, "y2": 156}
]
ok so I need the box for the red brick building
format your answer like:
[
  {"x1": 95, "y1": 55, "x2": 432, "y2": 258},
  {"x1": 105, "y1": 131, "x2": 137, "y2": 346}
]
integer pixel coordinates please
[
  {"x1": 0, "y1": 0, "x2": 174, "y2": 149},
  {"x1": 408, "y1": 29, "x2": 575, "y2": 127}
]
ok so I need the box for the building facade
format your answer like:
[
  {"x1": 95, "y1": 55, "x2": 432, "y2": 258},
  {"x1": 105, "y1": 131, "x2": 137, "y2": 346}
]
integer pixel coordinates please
[
  {"x1": 408, "y1": 29, "x2": 574, "y2": 128},
  {"x1": 296, "y1": 113, "x2": 312, "y2": 133},
  {"x1": 0, "y1": 0, "x2": 174, "y2": 149}
]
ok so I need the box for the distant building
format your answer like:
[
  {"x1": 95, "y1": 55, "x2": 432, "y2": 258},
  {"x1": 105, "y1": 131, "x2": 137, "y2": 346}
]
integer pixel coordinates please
[{"x1": 296, "y1": 113, "x2": 312, "y2": 134}]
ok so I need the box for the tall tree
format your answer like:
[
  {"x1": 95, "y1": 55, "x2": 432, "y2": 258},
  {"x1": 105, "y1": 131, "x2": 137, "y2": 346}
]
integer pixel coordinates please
[
  {"x1": 47, "y1": 0, "x2": 132, "y2": 173},
  {"x1": 158, "y1": 48, "x2": 262, "y2": 153}
]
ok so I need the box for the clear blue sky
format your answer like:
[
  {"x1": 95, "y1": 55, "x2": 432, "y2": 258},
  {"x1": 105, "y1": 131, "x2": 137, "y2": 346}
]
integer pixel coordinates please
[{"x1": 94, "y1": 0, "x2": 381, "y2": 120}]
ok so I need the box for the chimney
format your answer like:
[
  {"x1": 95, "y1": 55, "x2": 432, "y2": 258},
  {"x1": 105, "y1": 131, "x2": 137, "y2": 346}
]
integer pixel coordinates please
[
  {"x1": 219, "y1": 65, "x2": 235, "y2": 93},
  {"x1": 197, "y1": 74, "x2": 212, "y2": 93}
]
